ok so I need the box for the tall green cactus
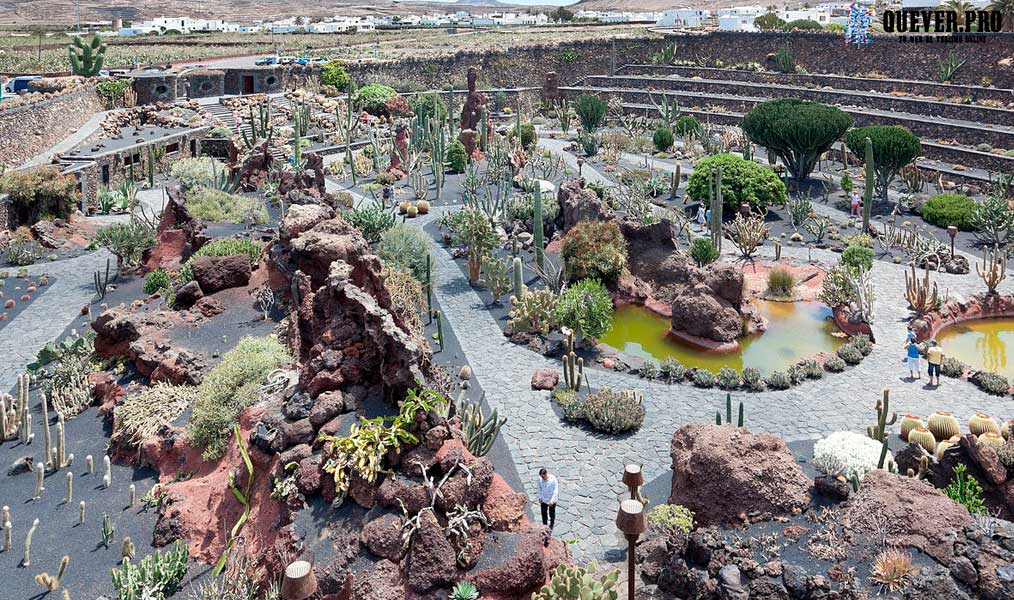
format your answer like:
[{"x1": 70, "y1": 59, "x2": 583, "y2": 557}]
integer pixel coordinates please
[
  {"x1": 862, "y1": 136, "x2": 874, "y2": 233},
  {"x1": 459, "y1": 396, "x2": 506, "y2": 457},
  {"x1": 447, "y1": 89, "x2": 457, "y2": 138},
  {"x1": 479, "y1": 105, "x2": 488, "y2": 152},
  {"x1": 562, "y1": 330, "x2": 585, "y2": 392},
  {"x1": 533, "y1": 184, "x2": 545, "y2": 269},
  {"x1": 338, "y1": 84, "x2": 358, "y2": 184},
  {"x1": 427, "y1": 116, "x2": 447, "y2": 199},
  {"x1": 241, "y1": 100, "x2": 273, "y2": 150},
  {"x1": 512, "y1": 256, "x2": 524, "y2": 301},
  {"x1": 533, "y1": 564, "x2": 619, "y2": 600},
  {"x1": 710, "y1": 166, "x2": 724, "y2": 253},
  {"x1": 68, "y1": 35, "x2": 106, "y2": 77}
]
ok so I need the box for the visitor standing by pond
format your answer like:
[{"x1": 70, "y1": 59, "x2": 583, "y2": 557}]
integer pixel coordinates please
[
  {"x1": 926, "y1": 340, "x2": 944, "y2": 386},
  {"x1": 536, "y1": 468, "x2": 558, "y2": 532},
  {"x1": 906, "y1": 338, "x2": 921, "y2": 380}
]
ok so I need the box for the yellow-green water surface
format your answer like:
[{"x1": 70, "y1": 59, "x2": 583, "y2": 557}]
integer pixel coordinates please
[
  {"x1": 600, "y1": 300, "x2": 845, "y2": 374},
  {"x1": 935, "y1": 318, "x2": 1014, "y2": 380}
]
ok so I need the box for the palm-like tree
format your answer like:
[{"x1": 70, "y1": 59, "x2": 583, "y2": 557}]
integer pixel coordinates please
[
  {"x1": 990, "y1": 0, "x2": 1014, "y2": 31},
  {"x1": 942, "y1": 0, "x2": 975, "y2": 26}
]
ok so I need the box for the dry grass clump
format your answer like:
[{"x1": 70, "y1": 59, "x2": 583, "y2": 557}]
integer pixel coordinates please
[
  {"x1": 870, "y1": 547, "x2": 913, "y2": 591},
  {"x1": 113, "y1": 383, "x2": 197, "y2": 449}
]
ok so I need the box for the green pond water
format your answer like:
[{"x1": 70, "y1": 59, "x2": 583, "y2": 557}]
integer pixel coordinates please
[
  {"x1": 600, "y1": 300, "x2": 845, "y2": 374},
  {"x1": 935, "y1": 318, "x2": 1014, "y2": 380}
]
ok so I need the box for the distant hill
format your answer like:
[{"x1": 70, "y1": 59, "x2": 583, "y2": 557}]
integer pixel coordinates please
[
  {"x1": 0, "y1": 0, "x2": 518, "y2": 26},
  {"x1": 570, "y1": 0, "x2": 787, "y2": 11}
]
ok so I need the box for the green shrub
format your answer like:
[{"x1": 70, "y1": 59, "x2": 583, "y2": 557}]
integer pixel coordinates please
[
  {"x1": 560, "y1": 221, "x2": 628, "y2": 283},
  {"x1": 754, "y1": 12, "x2": 786, "y2": 30},
  {"x1": 320, "y1": 61, "x2": 351, "y2": 91},
  {"x1": 692, "y1": 369, "x2": 715, "y2": 388},
  {"x1": 846, "y1": 125, "x2": 921, "y2": 202},
  {"x1": 784, "y1": 19, "x2": 822, "y2": 29},
  {"x1": 0, "y1": 166, "x2": 81, "y2": 225},
  {"x1": 970, "y1": 371, "x2": 1010, "y2": 396},
  {"x1": 94, "y1": 221, "x2": 156, "y2": 268},
  {"x1": 766, "y1": 370, "x2": 792, "y2": 389},
  {"x1": 653, "y1": 126, "x2": 674, "y2": 152},
  {"x1": 851, "y1": 333, "x2": 873, "y2": 355},
  {"x1": 573, "y1": 94, "x2": 608, "y2": 133},
  {"x1": 742, "y1": 99, "x2": 853, "y2": 181},
  {"x1": 689, "y1": 237, "x2": 720, "y2": 267},
  {"x1": 766, "y1": 267, "x2": 796, "y2": 296},
  {"x1": 446, "y1": 140, "x2": 468, "y2": 173},
  {"x1": 144, "y1": 268, "x2": 171, "y2": 295},
  {"x1": 823, "y1": 354, "x2": 846, "y2": 372},
  {"x1": 716, "y1": 367, "x2": 740, "y2": 390},
  {"x1": 920, "y1": 193, "x2": 976, "y2": 230},
  {"x1": 647, "y1": 504, "x2": 695, "y2": 538},
  {"x1": 554, "y1": 278, "x2": 614, "y2": 340},
  {"x1": 552, "y1": 388, "x2": 584, "y2": 423},
  {"x1": 582, "y1": 389, "x2": 645, "y2": 434},
  {"x1": 686, "y1": 153, "x2": 787, "y2": 209},
  {"x1": 409, "y1": 93, "x2": 448, "y2": 122},
  {"x1": 673, "y1": 115, "x2": 702, "y2": 140},
  {"x1": 169, "y1": 157, "x2": 224, "y2": 190},
  {"x1": 941, "y1": 356, "x2": 965, "y2": 377},
  {"x1": 207, "y1": 126, "x2": 232, "y2": 139},
  {"x1": 841, "y1": 244, "x2": 874, "y2": 273},
  {"x1": 823, "y1": 22, "x2": 845, "y2": 31},
  {"x1": 186, "y1": 188, "x2": 267, "y2": 224},
  {"x1": 353, "y1": 84, "x2": 397, "y2": 115},
  {"x1": 659, "y1": 358, "x2": 686, "y2": 382},
  {"x1": 186, "y1": 336, "x2": 290, "y2": 460},
  {"x1": 513, "y1": 123, "x2": 537, "y2": 151},
  {"x1": 840, "y1": 173, "x2": 854, "y2": 193},
  {"x1": 179, "y1": 238, "x2": 262, "y2": 284},
  {"x1": 346, "y1": 205, "x2": 396, "y2": 243},
  {"x1": 378, "y1": 224, "x2": 431, "y2": 282}
]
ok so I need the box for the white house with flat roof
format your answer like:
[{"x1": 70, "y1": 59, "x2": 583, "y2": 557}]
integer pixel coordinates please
[
  {"x1": 656, "y1": 9, "x2": 710, "y2": 27},
  {"x1": 719, "y1": 14, "x2": 758, "y2": 30}
]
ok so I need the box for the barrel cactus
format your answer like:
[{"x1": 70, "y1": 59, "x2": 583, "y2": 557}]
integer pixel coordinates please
[
  {"x1": 927, "y1": 411, "x2": 960, "y2": 441},
  {"x1": 935, "y1": 435, "x2": 961, "y2": 461},
  {"x1": 968, "y1": 413, "x2": 1000, "y2": 436},
  {"x1": 1002, "y1": 419, "x2": 1014, "y2": 441},
  {"x1": 533, "y1": 564, "x2": 620, "y2": 600},
  {"x1": 899, "y1": 414, "x2": 923, "y2": 441},
  {"x1": 979, "y1": 432, "x2": 1005, "y2": 448},
  {"x1": 907, "y1": 427, "x2": 936, "y2": 454}
]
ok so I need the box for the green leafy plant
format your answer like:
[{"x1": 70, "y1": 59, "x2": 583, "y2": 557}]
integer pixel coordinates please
[
  {"x1": 169, "y1": 157, "x2": 227, "y2": 191},
  {"x1": 741, "y1": 99, "x2": 853, "y2": 182},
  {"x1": 659, "y1": 358, "x2": 686, "y2": 382},
  {"x1": 186, "y1": 336, "x2": 290, "y2": 460},
  {"x1": 93, "y1": 220, "x2": 155, "y2": 269},
  {"x1": 450, "y1": 580, "x2": 480, "y2": 600},
  {"x1": 554, "y1": 278, "x2": 614, "y2": 341},
  {"x1": 513, "y1": 123, "x2": 537, "y2": 151},
  {"x1": 379, "y1": 224, "x2": 432, "y2": 282},
  {"x1": 574, "y1": 94, "x2": 608, "y2": 134},
  {"x1": 920, "y1": 193, "x2": 976, "y2": 230},
  {"x1": 447, "y1": 140, "x2": 468, "y2": 173},
  {"x1": 320, "y1": 61, "x2": 351, "y2": 91},
  {"x1": 533, "y1": 564, "x2": 619, "y2": 600},
  {"x1": 560, "y1": 221, "x2": 628, "y2": 283},
  {"x1": 673, "y1": 115, "x2": 702, "y2": 141},
  {"x1": 846, "y1": 126, "x2": 921, "y2": 203},
  {"x1": 647, "y1": 504, "x2": 695, "y2": 539},
  {"x1": 346, "y1": 204, "x2": 396, "y2": 243},
  {"x1": 686, "y1": 153, "x2": 787, "y2": 209},
  {"x1": 212, "y1": 424, "x2": 255, "y2": 576},
  {"x1": 689, "y1": 237, "x2": 720, "y2": 267},
  {"x1": 353, "y1": 84, "x2": 397, "y2": 115},
  {"x1": 409, "y1": 93, "x2": 448, "y2": 122},
  {"x1": 179, "y1": 238, "x2": 262, "y2": 282},
  {"x1": 111, "y1": 541, "x2": 189, "y2": 600},
  {"x1": 766, "y1": 268, "x2": 795, "y2": 296},
  {"x1": 841, "y1": 244, "x2": 874, "y2": 274},
  {"x1": 144, "y1": 268, "x2": 171, "y2": 295},
  {"x1": 652, "y1": 126, "x2": 674, "y2": 152},
  {"x1": 944, "y1": 463, "x2": 986, "y2": 514}
]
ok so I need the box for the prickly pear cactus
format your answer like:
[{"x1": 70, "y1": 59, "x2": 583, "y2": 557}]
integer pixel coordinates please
[{"x1": 532, "y1": 564, "x2": 620, "y2": 600}]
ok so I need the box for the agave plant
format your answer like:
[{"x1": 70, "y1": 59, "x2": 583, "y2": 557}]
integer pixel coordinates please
[{"x1": 450, "y1": 580, "x2": 480, "y2": 600}]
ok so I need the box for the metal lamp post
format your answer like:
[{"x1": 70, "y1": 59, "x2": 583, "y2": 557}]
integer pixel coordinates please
[
  {"x1": 947, "y1": 226, "x2": 958, "y2": 259},
  {"x1": 616, "y1": 499, "x2": 646, "y2": 600},
  {"x1": 280, "y1": 560, "x2": 318, "y2": 600},
  {"x1": 622, "y1": 464, "x2": 644, "y2": 502}
]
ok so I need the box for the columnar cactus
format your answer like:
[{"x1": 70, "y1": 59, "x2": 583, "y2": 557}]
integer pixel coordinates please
[
  {"x1": 42, "y1": 392, "x2": 52, "y2": 469},
  {"x1": 976, "y1": 250, "x2": 1007, "y2": 295},
  {"x1": 103, "y1": 455, "x2": 112, "y2": 488},
  {"x1": 129, "y1": 484, "x2": 136, "y2": 507},
  {"x1": 33, "y1": 463, "x2": 45, "y2": 499},
  {"x1": 710, "y1": 166, "x2": 724, "y2": 252},
  {"x1": 65, "y1": 472, "x2": 73, "y2": 504},
  {"x1": 101, "y1": 514, "x2": 114, "y2": 548},
  {"x1": 862, "y1": 136, "x2": 873, "y2": 233},
  {"x1": 85, "y1": 455, "x2": 93, "y2": 475},
  {"x1": 122, "y1": 537, "x2": 135, "y2": 562},
  {"x1": 55, "y1": 414, "x2": 66, "y2": 471},
  {"x1": 24, "y1": 518, "x2": 39, "y2": 567},
  {"x1": 512, "y1": 257, "x2": 524, "y2": 301},
  {"x1": 460, "y1": 399, "x2": 506, "y2": 458},
  {"x1": 866, "y1": 390, "x2": 897, "y2": 442},
  {"x1": 3, "y1": 520, "x2": 10, "y2": 552},
  {"x1": 78, "y1": 501, "x2": 85, "y2": 525},
  {"x1": 533, "y1": 186, "x2": 545, "y2": 269},
  {"x1": 562, "y1": 331, "x2": 584, "y2": 392},
  {"x1": 68, "y1": 34, "x2": 107, "y2": 77},
  {"x1": 904, "y1": 264, "x2": 938, "y2": 316}
]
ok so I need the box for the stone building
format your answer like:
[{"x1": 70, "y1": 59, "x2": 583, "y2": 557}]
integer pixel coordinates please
[
  {"x1": 132, "y1": 71, "x2": 179, "y2": 105},
  {"x1": 222, "y1": 67, "x2": 285, "y2": 95}
]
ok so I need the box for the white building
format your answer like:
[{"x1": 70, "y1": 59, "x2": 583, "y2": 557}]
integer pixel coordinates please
[
  {"x1": 656, "y1": 9, "x2": 710, "y2": 27},
  {"x1": 780, "y1": 8, "x2": 833, "y2": 23},
  {"x1": 719, "y1": 14, "x2": 758, "y2": 30},
  {"x1": 718, "y1": 6, "x2": 767, "y2": 17},
  {"x1": 117, "y1": 26, "x2": 158, "y2": 37}
]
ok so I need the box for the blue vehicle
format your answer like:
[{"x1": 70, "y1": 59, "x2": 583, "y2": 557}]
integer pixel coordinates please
[{"x1": 254, "y1": 56, "x2": 279, "y2": 66}]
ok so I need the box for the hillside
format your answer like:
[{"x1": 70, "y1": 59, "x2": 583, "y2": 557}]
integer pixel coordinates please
[{"x1": 571, "y1": 0, "x2": 789, "y2": 11}]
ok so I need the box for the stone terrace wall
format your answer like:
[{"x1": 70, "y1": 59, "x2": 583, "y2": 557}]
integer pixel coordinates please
[
  {"x1": 346, "y1": 32, "x2": 1012, "y2": 90},
  {"x1": 0, "y1": 87, "x2": 104, "y2": 169},
  {"x1": 668, "y1": 32, "x2": 1014, "y2": 89},
  {"x1": 345, "y1": 37, "x2": 668, "y2": 90}
]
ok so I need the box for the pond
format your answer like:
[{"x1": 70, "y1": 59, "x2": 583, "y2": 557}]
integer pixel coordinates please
[
  {"x1": 600, "y1": 300, "x2": 845, "y2": 374},
  {"x1": 934, "y1": 318, "x2": 1014, "y2": 380}
]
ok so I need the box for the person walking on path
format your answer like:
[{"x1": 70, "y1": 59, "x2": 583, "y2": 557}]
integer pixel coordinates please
[
  {"x1": 926, "y1": 340, "x2": 944, "y2": 386},
  {"x1": 906, "y1": 339, "x2": 921, "y2": 380},
  {"x1": 536, "y1": 468, "x2": 558, "y2": 531},
  {"x1": 850, "y1": 190, "x2": 861, "y2": 218},
  {"x1": 696, "y1": 204, "x2": 707, "y2": 230}
]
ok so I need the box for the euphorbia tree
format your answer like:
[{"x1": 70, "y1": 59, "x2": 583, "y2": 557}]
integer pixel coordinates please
[
  {"x1": 452, "y1": 208, "x2": 499, "y2": 283},
  {"x1": 741, "y1": 98, "x2": 853, "y2": 182},
  {"x1": 846, "y1": 125, "x2": 922, "y2": 203}
]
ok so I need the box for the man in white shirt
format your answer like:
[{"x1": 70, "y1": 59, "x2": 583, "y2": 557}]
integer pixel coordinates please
[{"x1": 536, "y1": 468, "x2": 558, "y2": 530}]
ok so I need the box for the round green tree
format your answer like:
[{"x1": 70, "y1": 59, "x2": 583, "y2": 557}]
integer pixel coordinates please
[
  {"x1": 741, "y1": 99, "x2": 853, "y2": 182},
  {"x1": 686, "y1": 153, "x2": 787, "y2": 209},
  {"x1": 754, "y1": 12, "x2": 786, "y2": 29},
  {"x1": 320, "y1": 62, "x2": 351, "y2": 91},
  {"x1": 846, "y1": 125, "x2": 921, "y2": 203}
]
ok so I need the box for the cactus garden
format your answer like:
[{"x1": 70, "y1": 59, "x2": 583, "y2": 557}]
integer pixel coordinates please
[{"x1": 2, "y1": 27, "x2": 1014, "y2": 600}]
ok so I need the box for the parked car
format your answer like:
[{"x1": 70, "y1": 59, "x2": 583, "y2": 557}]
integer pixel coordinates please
[
  {"x1": 254, "y1": 56, "x2": 278, "y2": 66},
  {"x1": 4, "y1": 76, "x2": 42, "y2": 94}
]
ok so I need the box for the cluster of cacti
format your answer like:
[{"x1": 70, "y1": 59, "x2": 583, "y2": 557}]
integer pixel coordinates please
[
  {"x1": 93, "y1": 258, "x2": 113, "y2": 300},
  {"x1": 427, "y1": 115, "x2": 448, "y2": 199},
  {"x1": 669, "y1": 163, "x2": 682, "y2": 200},
  {"x1": 122, "y1": 537, "x2": 136, "y2": 562},
  {"x1": 337, "y1": 89, "x2": 359, "y2": 184},
  {"x1": 67, "y1": 35, "x2": 106, "y2": 77},
  {"x1": 241, "y1": 99, "x2": 274, "y2": 150},
  {"x1": 397, "y1": 199, "x2": 430, "y2": 218},
  {"x1": 976, "y1": 250, "x2": 1006, "y2": 294},
  {"x1": 715, "y1": 393, "x2": 745, "y2": 427},
  {"x1": 845, "y1": 265, "x2": 876, "y2": 325},
  {"x1": 1, "y1": 373, "x2": 30, "y2": 442},
  {"x1": 562, "y1": 331, "x2": 585, "y2": 392},
  {"x1": 904, "y1": 264, "x2": 939, "y2": 315},
  {"x1": 434, "y1": 310, "x2": 445, "y2": 352},
  {"x1": 34, "y1": 555, "x2": 69, "y2": 591},
  {"x1": 458, "y1": 395, "x2": 506, "y2": 457},
  {"x1": 102, "y1": 513, "x2": 115, "y2": 548},
  {"x1": 726, "y1": 213, "x2": 769, "y2": 260},
  {"x1": 903, "y1": 410, "x2": 1011, "y2": 460},
  {"x1": 866, "y1": 390, "x2": 897, "y2": 470},
  {"x1": 533, "y1": 564, "x2": 620, "y2": 600}
]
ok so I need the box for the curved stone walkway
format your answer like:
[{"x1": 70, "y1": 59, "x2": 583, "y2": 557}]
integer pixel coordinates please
[{"x1": 421, "y1": 202, "x2": 1014, "y2": 560}]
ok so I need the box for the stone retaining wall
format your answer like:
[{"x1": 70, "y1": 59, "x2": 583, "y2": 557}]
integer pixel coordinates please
[{"x1": 0, "y1": 87, "x2": 105, "y2": 169}]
